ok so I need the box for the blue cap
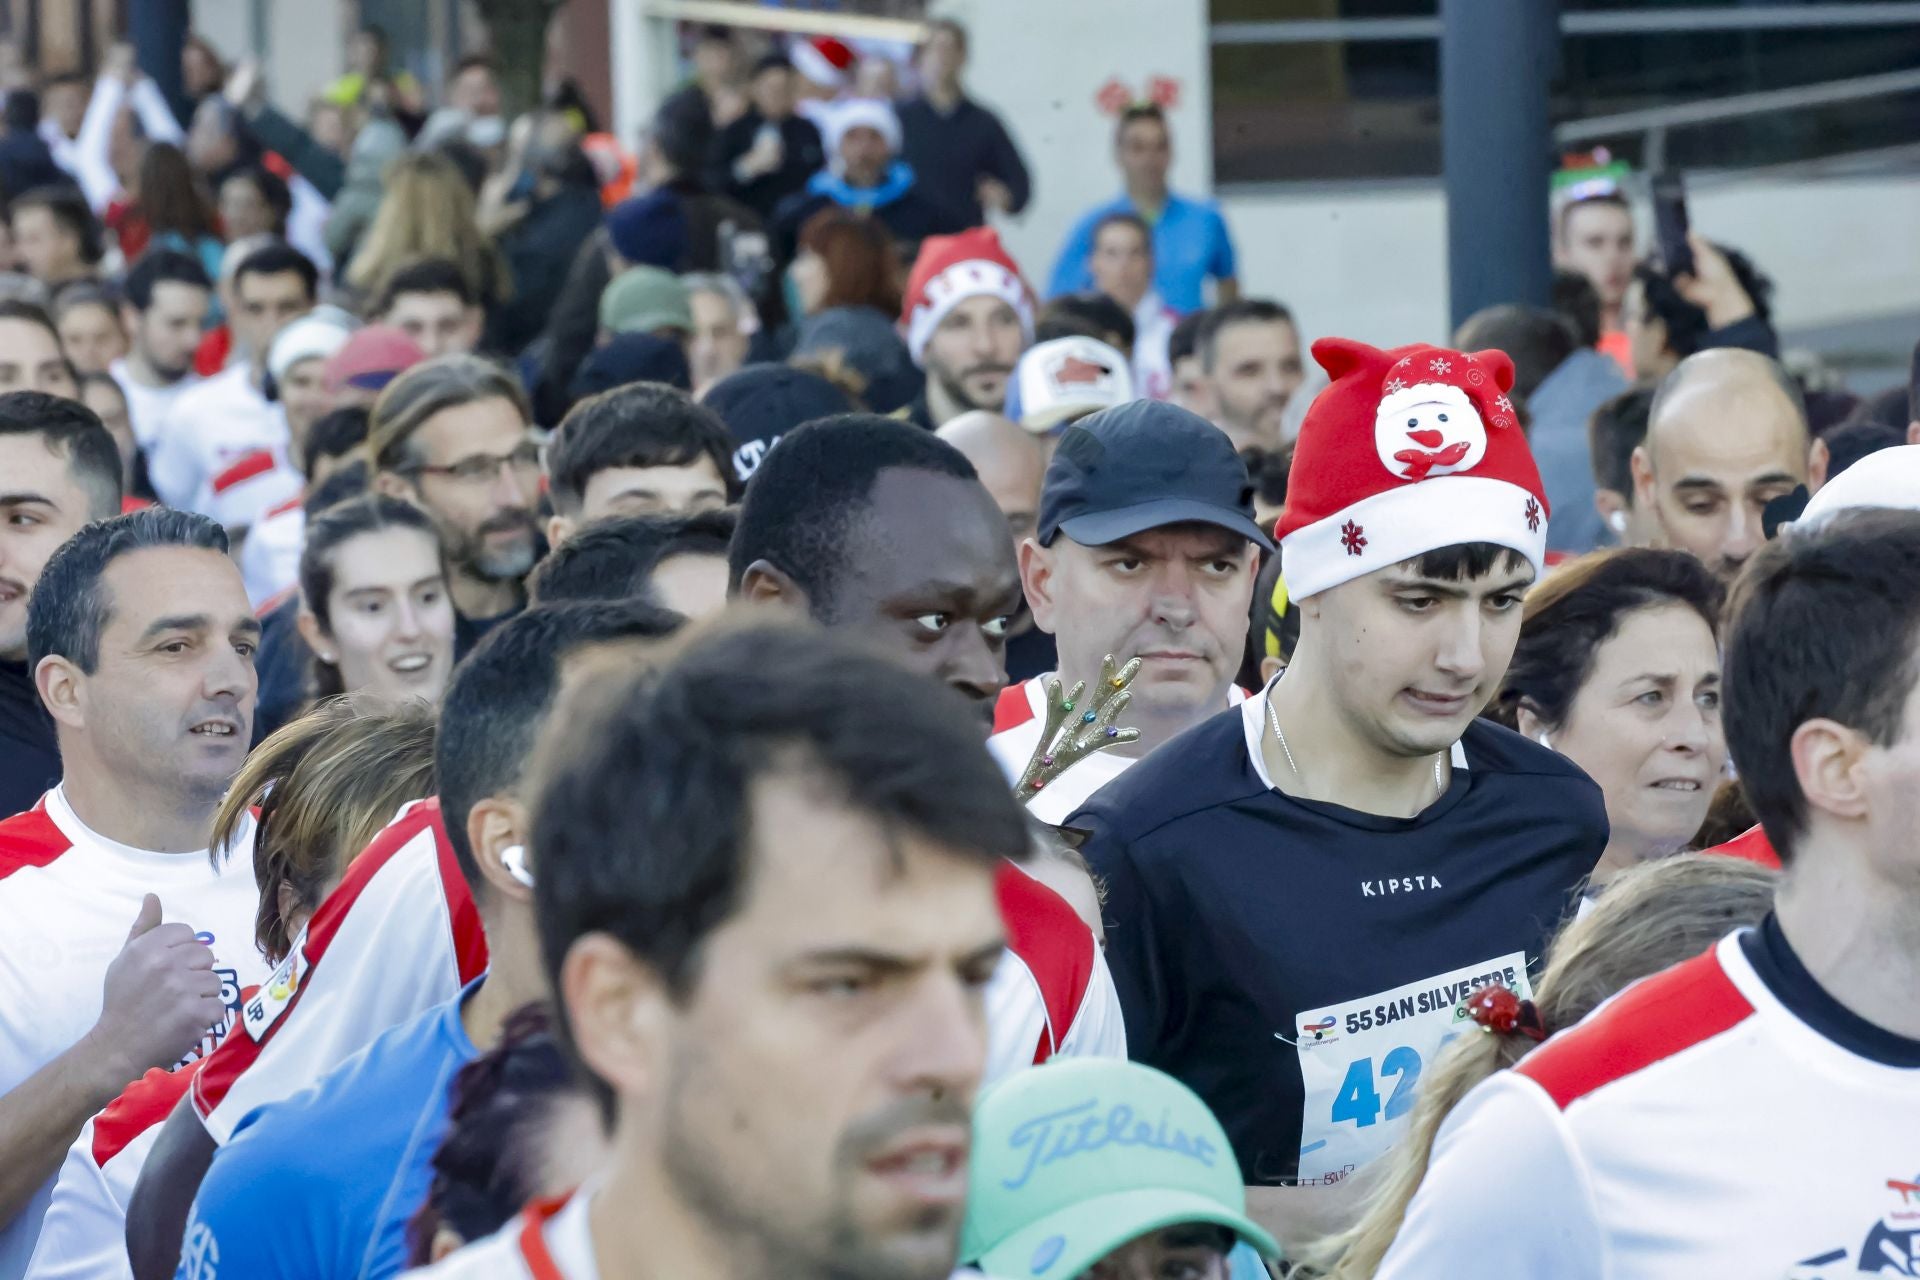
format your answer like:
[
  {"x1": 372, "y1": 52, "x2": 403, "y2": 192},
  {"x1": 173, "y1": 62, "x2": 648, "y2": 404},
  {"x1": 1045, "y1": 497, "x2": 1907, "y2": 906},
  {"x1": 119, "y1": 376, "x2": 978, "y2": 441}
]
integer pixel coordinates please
[
  {"x1": 604, "y1": 190, "x2": 689, "y2": 270},
  {"x1": 1036, "y1": 400, "x2": 1274, "y2": 551}
]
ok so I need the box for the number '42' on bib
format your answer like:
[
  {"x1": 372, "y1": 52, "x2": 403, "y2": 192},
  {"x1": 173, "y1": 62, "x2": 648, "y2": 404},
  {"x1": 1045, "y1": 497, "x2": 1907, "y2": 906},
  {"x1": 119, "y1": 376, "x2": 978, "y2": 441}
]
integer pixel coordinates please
[{"x1": 1289, "y1": 951, "x2": 1532, "y2": 1184}]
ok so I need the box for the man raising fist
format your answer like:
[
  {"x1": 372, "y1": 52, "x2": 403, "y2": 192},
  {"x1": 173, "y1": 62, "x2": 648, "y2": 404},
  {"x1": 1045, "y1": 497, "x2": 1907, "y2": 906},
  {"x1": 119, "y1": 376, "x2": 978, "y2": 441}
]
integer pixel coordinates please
[{"x1": 0, "y1": 509, "x2": 268, "y2": 1274}]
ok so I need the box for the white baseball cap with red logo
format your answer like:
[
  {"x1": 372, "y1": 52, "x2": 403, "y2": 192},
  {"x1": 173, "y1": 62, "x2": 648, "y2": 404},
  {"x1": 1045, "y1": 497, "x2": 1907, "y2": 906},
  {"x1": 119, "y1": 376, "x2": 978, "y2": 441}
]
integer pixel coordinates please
[{"x1": 1011, "y1": 336, "x2": 1135, "y2": 434}]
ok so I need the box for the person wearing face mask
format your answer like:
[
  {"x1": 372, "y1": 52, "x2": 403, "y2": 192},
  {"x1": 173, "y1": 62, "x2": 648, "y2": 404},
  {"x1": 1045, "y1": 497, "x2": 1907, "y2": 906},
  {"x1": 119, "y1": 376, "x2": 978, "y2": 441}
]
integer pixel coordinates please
[
  {"x1": 1486, "y1": 549, "x2": 1727, "y2": 889},
  {"x1": 294, "y1": 494, "x2": 457, "y2": 713}
]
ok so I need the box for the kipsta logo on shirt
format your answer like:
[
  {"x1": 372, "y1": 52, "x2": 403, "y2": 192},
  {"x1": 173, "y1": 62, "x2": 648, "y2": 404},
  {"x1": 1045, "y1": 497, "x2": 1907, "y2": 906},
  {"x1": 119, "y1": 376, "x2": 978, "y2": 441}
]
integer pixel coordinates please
[{"x1": 1360, "y1": 874, "x2": 1444, "y2": 898}]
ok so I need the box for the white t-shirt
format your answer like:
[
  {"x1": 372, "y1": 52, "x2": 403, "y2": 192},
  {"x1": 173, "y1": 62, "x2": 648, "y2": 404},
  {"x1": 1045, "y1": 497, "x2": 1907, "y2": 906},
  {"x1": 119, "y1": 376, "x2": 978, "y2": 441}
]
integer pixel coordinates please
[
  {"x1": 1376, "y1": 925, "x2": 1920, "y2": 1279},
  {"x1": 145, "y1": 364, "x2": 289, "y2": 517},
  {"x1": 406, "y1": 1191, "x2": 600, "y2": 1279},
  {"x1": 237, "y1": 496, "x2": 306, "y2": 610},
  {"x1": 0, "y1": 788, "x2": 263, "y2": 1277},
  {"x1": 1132, "y1": 292, "x2": 1178, "y2": 402},
  {"x1": 24, "y1": 1065, "x2": 193, "y2": 1280},
  {"x1": 107, "y1": 359, "x2": 198, "y2": 452},
  {"x1": 986, "y1": 676, "x2": 1249, "y2": 825}
]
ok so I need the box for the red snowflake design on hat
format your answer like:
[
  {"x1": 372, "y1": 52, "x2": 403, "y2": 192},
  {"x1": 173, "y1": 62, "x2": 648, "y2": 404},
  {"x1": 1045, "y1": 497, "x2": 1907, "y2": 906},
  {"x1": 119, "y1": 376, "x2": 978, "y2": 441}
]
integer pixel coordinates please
[
  {"x1": 1525, "y1": 497, "x2": 1542, "y2": 532},
  {"x1": 1341, "y1": 521, "x2": 1367, "y2": 556}
]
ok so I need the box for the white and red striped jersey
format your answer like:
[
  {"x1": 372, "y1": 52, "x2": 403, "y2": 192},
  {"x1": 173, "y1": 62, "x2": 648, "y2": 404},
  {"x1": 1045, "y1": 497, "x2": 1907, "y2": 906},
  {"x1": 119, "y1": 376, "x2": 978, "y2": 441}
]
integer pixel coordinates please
[
  {"x1": 405, "y1": 1193, "x2": 596, "y2": 1280},
  {"x1": 0, "y1": 789, "x2": 264, "y2": 1276},
  {"x1": 983, "y1": 861, "x2": 1125, "y2": 1086},
  {"x1": 1377, "y1": 922, "x2": 1920, "y2": 1280},
  {"x1": 237, "y1": 494, "x2": 305, "y2": 609},
  {"x1": 144, "y1": 364, "x2": 288, "y2": 517},
  {"x1": 23, "y1": 1064, "x2": 198, "y2": 1280},
  {"x1": 986, "y1": 677, "x2": 1249, "y2": 824},
  {"x1": 189, "y1": 798, "x2": 488, "y2": 1144}
]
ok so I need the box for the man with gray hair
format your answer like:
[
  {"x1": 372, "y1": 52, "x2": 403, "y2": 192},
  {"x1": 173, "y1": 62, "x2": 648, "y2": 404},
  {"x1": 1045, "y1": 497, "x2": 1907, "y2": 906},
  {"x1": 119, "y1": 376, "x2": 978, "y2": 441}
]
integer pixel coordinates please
[
  {"x1": 1630, "y1": 346, "x2": 1808, "y2": 580},
  {"x1": 369, "y1": 355, "x2": 543, "y2": 644}
]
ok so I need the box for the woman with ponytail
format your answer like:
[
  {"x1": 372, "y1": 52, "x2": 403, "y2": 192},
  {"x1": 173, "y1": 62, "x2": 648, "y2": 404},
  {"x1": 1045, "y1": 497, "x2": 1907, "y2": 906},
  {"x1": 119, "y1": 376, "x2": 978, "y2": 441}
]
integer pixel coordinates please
[{"x1": 1295, "y1": 852, "x2": 1776, "y2": 1279}]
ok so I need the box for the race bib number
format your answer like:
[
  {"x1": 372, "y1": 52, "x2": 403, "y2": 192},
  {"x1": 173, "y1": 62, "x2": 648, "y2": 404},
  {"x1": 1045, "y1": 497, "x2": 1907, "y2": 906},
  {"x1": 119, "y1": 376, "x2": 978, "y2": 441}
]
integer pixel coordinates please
[
  {"x1": 243, "y1": 927, "x2": 311, "y2": 1042},
  {"x1": 1291, "y1": 952, "x2": 1531, "y2": 1184}
]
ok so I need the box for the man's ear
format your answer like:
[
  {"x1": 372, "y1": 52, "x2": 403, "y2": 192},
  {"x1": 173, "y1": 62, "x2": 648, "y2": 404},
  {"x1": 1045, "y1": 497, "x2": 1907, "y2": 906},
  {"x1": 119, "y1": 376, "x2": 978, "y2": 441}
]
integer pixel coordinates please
[
  {"x1": 1907, "y1": 420, "x2": 1919, "y2": 447},
  {"x1": 1017, "y1": 539, "x2": 1056, "y2": 634},
  {"x1": 736, "y1": 559, "x2": 809, "y2": 611},
  {"x1": 546, "y1": 513, "x2": 575, "y2": 550},
  {"x1": 35, "y1": 654, "x2": 86, "y2": 730},
  {"x1": 1791, "y1": 717, "x2": 1872, "y2": 826},
  {"x1": 560, "y1": 932, "x2": 669, "y2": 1107},
  {"x1": 465, "y1": 795, "x2": 534, "y2": 904},
  {"x1": 1807, "y1": 437, "x2": 1831, "y2": 493},
  {"x1": 1629, "y1": 444, "x2": 1658, "y2": 514}
]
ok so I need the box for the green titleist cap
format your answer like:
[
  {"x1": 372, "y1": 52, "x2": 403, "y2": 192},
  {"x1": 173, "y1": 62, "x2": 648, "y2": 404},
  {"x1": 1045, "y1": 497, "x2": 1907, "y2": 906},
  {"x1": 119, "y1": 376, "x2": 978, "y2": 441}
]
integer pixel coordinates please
[{"x1": 960, "y1": 1059, "x2": 1281, "y2": 1278}]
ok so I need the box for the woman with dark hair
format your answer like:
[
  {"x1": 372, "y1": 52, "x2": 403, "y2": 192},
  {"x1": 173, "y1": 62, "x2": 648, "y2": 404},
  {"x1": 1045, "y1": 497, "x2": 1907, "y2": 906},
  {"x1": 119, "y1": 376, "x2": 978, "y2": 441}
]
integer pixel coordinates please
[
  {"x1": 295, "y1": 492, "x2": 456, "y2": 708},
  {"x1": 786, "y1": 207, "x2": 918, "y2": 410},
  {"x1": 404, "y1": 1005, "x2": 605, "y2": 1266},
  {"x1": 1486, "y1": 547, "x2": 1727, "y2": 885},
  {"x1": 116, "y1": 142, "x2": 224, "y2": 279}
]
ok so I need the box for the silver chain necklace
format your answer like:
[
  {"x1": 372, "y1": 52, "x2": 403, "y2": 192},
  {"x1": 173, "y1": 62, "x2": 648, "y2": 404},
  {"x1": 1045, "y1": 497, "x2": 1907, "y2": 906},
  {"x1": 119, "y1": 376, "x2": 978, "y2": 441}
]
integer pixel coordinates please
[{"x1": 1266, "y1": 693, "x2": 1445, "y2": 797}]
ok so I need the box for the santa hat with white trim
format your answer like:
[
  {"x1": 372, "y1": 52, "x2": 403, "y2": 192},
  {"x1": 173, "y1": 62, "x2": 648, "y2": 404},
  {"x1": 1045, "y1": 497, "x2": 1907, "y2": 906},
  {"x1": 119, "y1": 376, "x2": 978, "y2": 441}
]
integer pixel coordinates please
[
  {"x1": 791, "y1": 35, "x2": 857, "y2": 88},
  {"x1": 1277, "y1": 337, "x2": 1548, "y2": 599},
  {"x1": 900, "y1": 227, "x2": 1034, "y2": 367}
]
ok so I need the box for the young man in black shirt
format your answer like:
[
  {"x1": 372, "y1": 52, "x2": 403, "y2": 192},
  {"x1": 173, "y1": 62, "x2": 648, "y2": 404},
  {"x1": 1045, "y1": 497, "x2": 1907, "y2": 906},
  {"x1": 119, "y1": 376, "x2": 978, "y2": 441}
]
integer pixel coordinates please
[{"x1": 1074, "y1": 337, "x2": 1607, "y2": 1239}]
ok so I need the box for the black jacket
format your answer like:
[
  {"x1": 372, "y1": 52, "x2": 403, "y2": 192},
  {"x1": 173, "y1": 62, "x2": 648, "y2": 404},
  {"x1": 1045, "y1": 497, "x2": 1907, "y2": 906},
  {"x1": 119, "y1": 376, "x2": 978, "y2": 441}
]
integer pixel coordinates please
[
  {"x1": 898, "y1": 95, "x2": 1031, "y2": 228},
  {"x1": 706, "y1": 111, "x2": 825, "y2": 222},
  {"x1": 0, "y1": 658, "x2": 58, "y2": 819}
]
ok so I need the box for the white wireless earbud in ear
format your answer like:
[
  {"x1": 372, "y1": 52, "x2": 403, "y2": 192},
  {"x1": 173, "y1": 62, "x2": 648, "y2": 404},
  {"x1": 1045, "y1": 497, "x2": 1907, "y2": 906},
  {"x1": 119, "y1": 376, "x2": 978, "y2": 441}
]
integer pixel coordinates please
[
  {"x1": 1536, "y1": 732, "x2": 1554, "y2": 750},
  {"x1": 500, "y1": 844, "x2": 534, "y2": 889},
  {"x1": 1607, "y1": 510, "x2": 1628, "y2": 535}
]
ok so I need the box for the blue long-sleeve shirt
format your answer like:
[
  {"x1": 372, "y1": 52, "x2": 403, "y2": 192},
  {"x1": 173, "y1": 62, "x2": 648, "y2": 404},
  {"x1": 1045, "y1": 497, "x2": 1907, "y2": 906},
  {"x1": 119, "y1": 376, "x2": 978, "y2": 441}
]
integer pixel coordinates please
[{"x1": 1048, "y1": 192, "x2": 1237, "y2": 314}]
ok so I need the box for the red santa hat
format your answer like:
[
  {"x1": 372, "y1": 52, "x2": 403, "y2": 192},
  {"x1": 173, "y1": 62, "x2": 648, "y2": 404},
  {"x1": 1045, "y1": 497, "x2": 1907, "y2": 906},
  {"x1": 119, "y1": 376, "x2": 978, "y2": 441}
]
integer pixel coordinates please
[
  {"x1": 1276, "y1": 338, "x2": 1549, "y2": 599},
  {"x1": 900, "y1": 227, "x2": 1034, "y2": 366},
  {"x1": 791, "y1": 35, "x2": 857, "y2": 88}
]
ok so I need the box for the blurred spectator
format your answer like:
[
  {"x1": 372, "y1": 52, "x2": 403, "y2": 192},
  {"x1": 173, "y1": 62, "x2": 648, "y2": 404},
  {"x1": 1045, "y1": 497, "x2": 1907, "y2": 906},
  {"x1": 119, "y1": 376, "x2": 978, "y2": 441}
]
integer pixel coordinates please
[
  {"x1": 10, "y1": 185, "x2": 101, "y2": 289},
  {"x1": 1625, "y1": 236, "x2": 1777, "y2": 381},
  {"x1": 936, "y1": 409, "x2": 1045, "y2": 547},
  {"x1": 322, "y1": 115, "x2": 407, "y2": 271},
  {"x1": 484, "y1": 126, "x2": 604, "y2": 355},
  {"x1": 110, "y1": 248, "x2": 209, "y2": 447},
  {"x1": 790, "y1": 305, "x2": 918, "y2": 415},
  {"x1": 637, "y1": 93, "x2": 762, "y2": 274},
  {"x1": 418, "y1": 56, "x2": 506, "y2": 153},
  {"x1": 544, "y1": 380, "x2": 736, "y2": 545},
  {"x1": 321, "y1": 325, "x2": 425, "y2": 410},
  {"x1": 662, "y1": 25, "x2": 747, "y2": 133},
  {"x1": 122, "y1": 142, "x2": 223, "y2": 278},
  {"x1": 786, "y1": 206, "x2": 901, "y2": 320},
  {"x1": 706, "y1": 53, "x2": 825, "y2": 221},
  {"x1": 682, "y1": 272, "x2": 752, "y2": 395},
  {"x1": 374, "y1": 257, "x2": 484, "y2": 358},
  {"x1": 1167, "y1": 307, "x2": 1210, "y2": 415},
  {"x1": 772, "y1": 98, "x2": 958, "y2": 264},
  {"x1": 345, "y1": 152, "x2": 510, "y2": 320},
  {"x1": 224, "y1": 60, "x2": 345, "y2": 200},
  {"x1": 50, "y1": 283, "x2": 127, "y2": 377},
  {"x1": 568, "y1": 332, "x2": 693, "y2": 402},
  {"x1": 1588, "y1": 385, "x2": 1656, "y2": 547},
  {"x1": 180, "y1": 34, "x2": 228, "y2": 110},
  {"x1": 0, "y1": 300, "x2": 78, "y2": 397},
  {"x1": 900, "y1": 227, "x2": 1034, "y2": 430},
  {"x1": 148, "y1": 241, "x2": 315, "y2": 515},
  {"x1": 1808, "y1": 420, "x2": 1903, "y2": 492},
  {"x1": 529, "y1": 508, "x2": 734, "y2": 616},
  {"x1": 217, "y1": 164, "x2": 290, "y2": 240},
  {"x1": 1192, "y1": 299, "x2": 1303, "y2": 450},
  {"x1": 36, "y1": 73, "x2": 88, "y2": 166},
  {"x1": 1034, "y1": 292, "x2": 1135, "y2": 356},
  {"x1": 899, "y1": 19, "x2": 1031, "y2": 229},
  {"x1": 1632, "y1": 348, "x2": 1806, "y2": 579},
  {"x1": 1552, "y1": 192, "x2": 1636, "y2": 373},
  {"x1": 323, "y1": 25, "x2": 424, "y2": 117},
  {"x1": 74, "y1": 373, "x2": 143, "y2": 505},
  {"x1": 1086, "y1": 211, "x2": 1177, "y2": 400},
  {"x1": 0, "y1": 90, "x2": 65, "y2": 198},
  {"x1": 1049, "y1": 104, "x2": 1237, "y2": 314},
  {"x1": 1457, "y1": 302, "x2": 1624, "y2": 553}
]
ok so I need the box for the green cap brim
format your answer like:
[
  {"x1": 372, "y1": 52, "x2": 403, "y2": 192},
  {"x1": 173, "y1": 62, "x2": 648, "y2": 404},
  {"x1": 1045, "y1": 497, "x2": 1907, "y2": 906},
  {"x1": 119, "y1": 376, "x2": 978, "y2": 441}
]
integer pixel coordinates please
[{"x1": 972, "y1": 1186, "x2": 1281, "y2": 1279}]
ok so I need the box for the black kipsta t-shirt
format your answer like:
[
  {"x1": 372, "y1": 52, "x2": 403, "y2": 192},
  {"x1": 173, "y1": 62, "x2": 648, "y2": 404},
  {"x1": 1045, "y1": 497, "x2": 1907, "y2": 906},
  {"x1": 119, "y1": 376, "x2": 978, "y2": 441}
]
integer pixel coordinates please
[{"x1": 1072, "y1": 697, "x2": 1606, "y2": 1186}]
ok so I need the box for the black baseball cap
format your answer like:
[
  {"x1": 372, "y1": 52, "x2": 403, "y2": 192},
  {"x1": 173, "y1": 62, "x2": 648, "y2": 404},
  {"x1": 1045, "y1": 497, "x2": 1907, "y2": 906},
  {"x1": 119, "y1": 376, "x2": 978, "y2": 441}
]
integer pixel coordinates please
[{"x1": 1037, "y1": 400, "x2": 1275, "y2": 550}]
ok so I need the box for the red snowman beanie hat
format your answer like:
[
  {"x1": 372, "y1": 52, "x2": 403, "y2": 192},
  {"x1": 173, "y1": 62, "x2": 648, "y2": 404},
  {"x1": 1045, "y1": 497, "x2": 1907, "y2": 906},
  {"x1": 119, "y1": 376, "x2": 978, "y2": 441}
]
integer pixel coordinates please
[
  {"x1": 900, "y1": 227, "x2": 1034, "y2": 366},
  {"x1": 1276, "y1": 337, "x2": 1549, "y2": 599}
]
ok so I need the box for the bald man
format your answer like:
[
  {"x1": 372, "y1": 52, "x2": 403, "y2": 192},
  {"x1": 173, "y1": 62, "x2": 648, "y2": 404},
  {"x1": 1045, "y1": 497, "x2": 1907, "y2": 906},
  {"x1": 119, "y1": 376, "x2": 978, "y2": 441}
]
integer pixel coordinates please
[
  {"x1": 937, "y1": 410, "x2": 1047, "y2": 545},
  {"x1": 1631, "y1": 348, "x2": 1807, "y2": 579}
]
